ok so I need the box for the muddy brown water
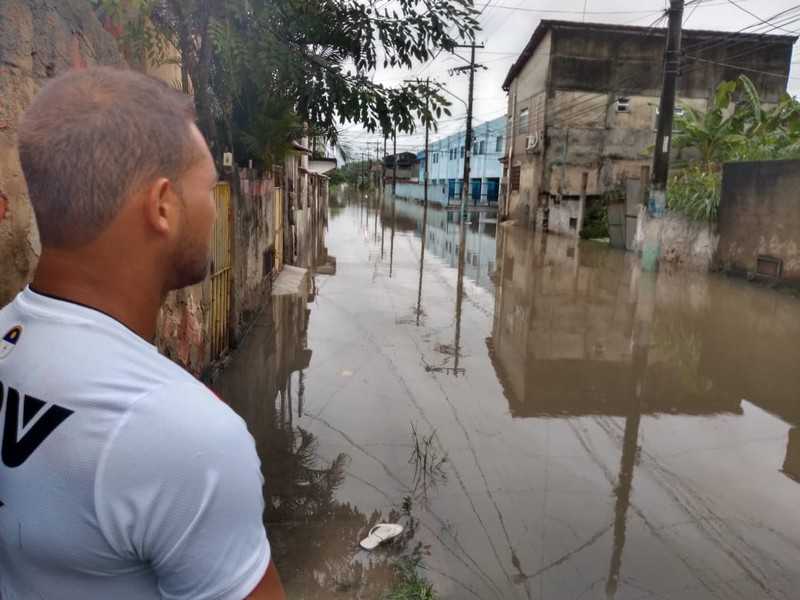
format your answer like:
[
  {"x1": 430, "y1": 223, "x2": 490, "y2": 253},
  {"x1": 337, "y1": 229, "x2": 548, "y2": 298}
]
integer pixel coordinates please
[{"x1": 215, "y1": 193, "x2": 800, "y2": 600}]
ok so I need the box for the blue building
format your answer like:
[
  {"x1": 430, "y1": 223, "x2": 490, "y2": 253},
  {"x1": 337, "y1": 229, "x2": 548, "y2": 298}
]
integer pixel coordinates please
[{"x1": 393, "y1": 116, "x2": 507, "y2": 206}]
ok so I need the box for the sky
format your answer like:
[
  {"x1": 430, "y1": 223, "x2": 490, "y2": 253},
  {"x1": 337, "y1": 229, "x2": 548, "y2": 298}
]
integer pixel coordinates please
[{"x1": 336, "y1": 0, "x2": 800, "y2": 161}]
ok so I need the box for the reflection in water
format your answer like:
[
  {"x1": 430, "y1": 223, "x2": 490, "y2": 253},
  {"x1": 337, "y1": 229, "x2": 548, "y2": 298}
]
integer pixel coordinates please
[
  {"x1": 393, "y1": 198, "x2": 498, "y2": 293},
  {"x1": 214, "y1": 295, "x2": 427, "y2": 598},
  {"x1": 218, "y1": 194, "x2": 800, "y2": 599},
  {"x1": 490, "y1": 224, "x2": 800, "y2": 599},
  {"x1": 390, "y1": 194, "x2": 396, "y2": 278}
]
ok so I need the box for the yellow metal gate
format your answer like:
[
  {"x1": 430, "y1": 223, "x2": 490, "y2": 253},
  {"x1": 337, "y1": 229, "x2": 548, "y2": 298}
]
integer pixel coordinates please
[
  {"x1": 274, "y1": 187, "x2": 284, "y2": 273},
  {"x1": 210, "y1": 182, "x2": 232, "y2": 359}
]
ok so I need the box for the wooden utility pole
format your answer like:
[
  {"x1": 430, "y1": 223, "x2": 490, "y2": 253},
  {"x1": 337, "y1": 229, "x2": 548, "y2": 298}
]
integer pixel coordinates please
[
  {"x1": 452, "y1": 42, "x2": 485, "y2": 223},
  {"x1": 651, "y1": 0, "x2": 684, "y2": 215}
]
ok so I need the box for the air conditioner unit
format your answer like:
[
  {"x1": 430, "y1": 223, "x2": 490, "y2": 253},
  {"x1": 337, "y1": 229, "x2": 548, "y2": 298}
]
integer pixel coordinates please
[{"x1": 526, "y1": 132, "x2": 541, "y2": 153}]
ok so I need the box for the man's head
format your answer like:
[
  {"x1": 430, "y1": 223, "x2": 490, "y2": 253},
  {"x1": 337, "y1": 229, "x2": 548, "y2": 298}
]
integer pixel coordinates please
[{"x1": 18, "y1": 67, "x2": 218, "y2": 291}]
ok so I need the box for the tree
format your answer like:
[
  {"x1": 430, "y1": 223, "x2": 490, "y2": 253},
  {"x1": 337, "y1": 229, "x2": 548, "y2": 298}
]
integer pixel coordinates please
[
  {"x1": 97, "y1": 0, "x2": 475, "y2": 166},
  {"x1": 668, "y1": 75, "x2": 800, "y2": 221}
]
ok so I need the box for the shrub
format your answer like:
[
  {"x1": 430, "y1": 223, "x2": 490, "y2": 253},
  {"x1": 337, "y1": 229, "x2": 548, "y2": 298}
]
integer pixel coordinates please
[{"x1": 666, "y1": 166, "x2": 721, "y2": 222}]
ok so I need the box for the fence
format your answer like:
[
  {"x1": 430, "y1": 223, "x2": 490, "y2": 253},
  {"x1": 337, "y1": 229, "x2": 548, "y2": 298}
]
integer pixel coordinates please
[{"x1": 210, "y1": 182, "x2": 233, "y2": 360}]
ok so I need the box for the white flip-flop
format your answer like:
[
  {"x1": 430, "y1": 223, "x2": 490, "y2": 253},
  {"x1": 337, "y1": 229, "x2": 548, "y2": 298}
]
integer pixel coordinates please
[{"x1": 359, "y1": 523, "x2": 404, "y2": 550}]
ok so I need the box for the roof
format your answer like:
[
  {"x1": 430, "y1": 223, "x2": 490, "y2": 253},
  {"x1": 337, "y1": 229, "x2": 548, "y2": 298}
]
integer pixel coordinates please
[{"x1": 502, "y1": 19, "x2": 798, "y2": 91}]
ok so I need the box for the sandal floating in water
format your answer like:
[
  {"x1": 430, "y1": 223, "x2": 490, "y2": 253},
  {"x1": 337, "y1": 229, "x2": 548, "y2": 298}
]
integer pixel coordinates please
[{"x1": 359, "y1": 523, "x2": 404, "y2": 550}]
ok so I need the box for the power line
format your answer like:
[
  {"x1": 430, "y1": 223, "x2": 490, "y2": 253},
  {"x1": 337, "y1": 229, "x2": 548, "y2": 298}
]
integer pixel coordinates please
[
  {"x1": 724, "y1": 0, "x2": 800, "y2": 35},
  {"x1": 682, "y1": 5, "x2": 800, "y2": 53}
]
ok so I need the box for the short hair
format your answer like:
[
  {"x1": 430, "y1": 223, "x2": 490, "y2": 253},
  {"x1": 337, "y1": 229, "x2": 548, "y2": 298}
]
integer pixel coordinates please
[{"x1": 18, "y1": 67, "x2": 199, "y2": 248}]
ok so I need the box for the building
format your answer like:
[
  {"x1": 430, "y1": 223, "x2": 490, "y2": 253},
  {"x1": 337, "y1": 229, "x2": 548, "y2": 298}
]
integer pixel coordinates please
[
  {"x1": 501, "y1": 20, "x2": 797, "y2": 235},
  {"x1": 393, "y1": 116, "x2": 507, "y2": 205},
  {"x1": 384, "y1": 152, "x2": 419, "y2": 183}
]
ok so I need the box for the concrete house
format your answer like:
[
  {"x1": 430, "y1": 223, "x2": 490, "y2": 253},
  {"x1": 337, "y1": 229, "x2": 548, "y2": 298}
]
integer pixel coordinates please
[
  {"x1": 501, "y1": 20, "x2": 796, "y2": 235},
  {"x1": 393, "y1": 117, "x2": 507, "y2": 205}
]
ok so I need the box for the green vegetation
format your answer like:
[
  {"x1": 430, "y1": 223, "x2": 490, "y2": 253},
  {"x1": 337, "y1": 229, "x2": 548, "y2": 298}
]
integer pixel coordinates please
[
  {"x1": 667, "y1": 165, "x2": 722, "y2": 222},
  {"x1": 668, "y1": 75, "x2": 800, "y2": 221},
  {"x1": 94, "y1": 0, "x2": 475, "y2": 170},
  {"x1": 384, "y1": 558, "x2": 438, "y2": 600},
  {"x1": 580, "y1": 198, "x2": 610, "y2": 240}
]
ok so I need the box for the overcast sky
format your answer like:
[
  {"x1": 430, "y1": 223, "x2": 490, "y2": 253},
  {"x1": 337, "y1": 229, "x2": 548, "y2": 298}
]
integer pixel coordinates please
[{"x1": 337, "y1": 0, "x2": 800, "y2": 160}]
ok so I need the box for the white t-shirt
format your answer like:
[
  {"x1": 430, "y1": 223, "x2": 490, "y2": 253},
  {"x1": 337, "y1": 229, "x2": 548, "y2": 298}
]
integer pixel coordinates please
[{"x1": 0, "y1": 287, "x2": 269, "y2": 600}]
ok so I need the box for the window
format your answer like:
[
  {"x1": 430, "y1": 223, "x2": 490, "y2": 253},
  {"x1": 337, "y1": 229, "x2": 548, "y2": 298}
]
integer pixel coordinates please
[
  {"x1": 460, "y1": 146, "x2": 465, "y2": 158},
  {"x1": 616, "y1": 97, "x2": 631, "y2": 113},
  {"x1": 495, "y1": 135, "x2": 504, "y2": 153},
  {"x1": 510, "y1": 166, "x2": 521, "y2": 192},
  {"x1": 479, "y1": 140, "x2": 486, "y2": 155},
  {"x1": 518, "y1": 108, "x2": 530, "y2": 134}
]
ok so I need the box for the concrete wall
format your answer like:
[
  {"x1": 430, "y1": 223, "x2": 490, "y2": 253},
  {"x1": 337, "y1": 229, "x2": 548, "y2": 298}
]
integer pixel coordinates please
[
  {"x1": 504, "y1": 33, "x2": 551, "y2": 223},
  {"x1": 0, "y1": 0, "x2": 126, "y2": 307},
  {"x1": 634, "y1": 207, "x2": 719, "y2": 273},
  {"x1": 548, "y1": 23, "x2": 794, "y2": 102},
  {"x1": 234, "y1": 173, "x2": 279, "y2": 337},
  {"x1": 717, "y1": 160, "x2": 800, "y2": 283},
  {"x1": 393, "y1": 182, "x2": 449, "y2": 205}
]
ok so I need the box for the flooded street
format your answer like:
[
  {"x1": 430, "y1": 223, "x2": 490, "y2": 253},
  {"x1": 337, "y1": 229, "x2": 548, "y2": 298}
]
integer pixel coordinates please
[{"x1": 215, "y1": 193, "x2": 800, "y2": 600}]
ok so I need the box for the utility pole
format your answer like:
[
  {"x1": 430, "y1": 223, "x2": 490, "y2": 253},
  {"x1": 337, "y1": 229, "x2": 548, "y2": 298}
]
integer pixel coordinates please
[
  {"x1": 651, "y1": 0, "x2": 684, "y2": 216},
  {"x1": 452, "y1": 42, "x2": 485, "y2": 224}
]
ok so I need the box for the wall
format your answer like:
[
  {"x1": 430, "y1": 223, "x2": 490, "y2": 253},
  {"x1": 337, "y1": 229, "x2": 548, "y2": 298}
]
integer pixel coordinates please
[
  {"x1": 548, "y1": 22, "x2": 794, "y2": 102},
  {"x1": 0, "y1": 0, "x2": 126, "y2": 307},
  {"x1": 505, "y1": 32, "x2": 551, "y2": 222},
  {"x1": 634, "y1": 207, "x2": 719, "y2": 272},
  {"x1": 234, "y1": 172, "x2": 278, "y2": 337},
  {"x1": 717, "y1": 160, "x2": 800, "y2": 283},
  {"x1": 393, "y1": 181, "x2": 449, "y2": 205}
]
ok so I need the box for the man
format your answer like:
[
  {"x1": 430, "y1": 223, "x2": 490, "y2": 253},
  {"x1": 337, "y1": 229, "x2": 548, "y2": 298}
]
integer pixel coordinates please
[{"x1": 0, "y1": 67, "x2": 284, "y2": 599}]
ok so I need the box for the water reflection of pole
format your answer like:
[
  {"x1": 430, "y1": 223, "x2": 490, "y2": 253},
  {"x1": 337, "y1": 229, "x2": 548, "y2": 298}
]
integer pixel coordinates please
[
  {"x1": 453, "y1": 217, "x2": 467, "y2": 375},
  {"x1": 606, "y1": 273, "x2": 655, "y2": 599},
  {"x1": 381, "y1": 135, "x2": 387, "y2": 258},
  {"x1": 416, "y1": 81, "x2": 432, "y2": 326},
  {"x1": 298, "y1": 370, "x2": 305, "y2": 419},
  {"x1": 390, "y1": 130, "x2": 397, "y2": 278},
  {"x1": 374, "y1": 188, "x2": 379, "y2": 242}
]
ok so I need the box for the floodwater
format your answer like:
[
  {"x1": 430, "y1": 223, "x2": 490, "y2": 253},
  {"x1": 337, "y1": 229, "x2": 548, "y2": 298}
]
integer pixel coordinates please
[{"x1": 215, "y1": 192, "x2": 800, "y2": 600}]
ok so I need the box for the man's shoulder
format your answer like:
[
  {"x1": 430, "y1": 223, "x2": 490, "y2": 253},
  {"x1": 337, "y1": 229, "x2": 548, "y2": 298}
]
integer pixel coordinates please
[{"x1": 128, "y1": 380, "x2": 245, "y2": 443}]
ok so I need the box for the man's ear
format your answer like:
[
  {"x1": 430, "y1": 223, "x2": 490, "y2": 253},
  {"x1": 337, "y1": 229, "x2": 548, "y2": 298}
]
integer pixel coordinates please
[{"x1": 143, "y1": 177, "x2": 178, "y2": 236}]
